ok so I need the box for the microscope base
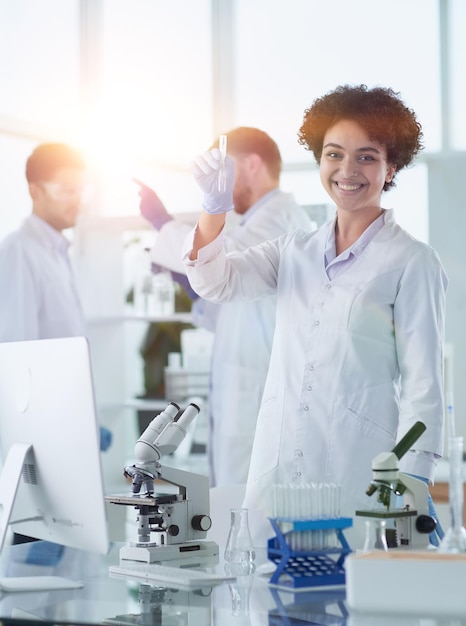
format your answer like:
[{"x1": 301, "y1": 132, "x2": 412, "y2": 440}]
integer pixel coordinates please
[{"x1": 120, "y1": 540, "x2": 219, "y2": 564}]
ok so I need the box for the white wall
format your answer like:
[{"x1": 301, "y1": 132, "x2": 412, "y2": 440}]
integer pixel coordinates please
[{"x1": 428, "y1": 152, "x2": 466, "y2": 442}]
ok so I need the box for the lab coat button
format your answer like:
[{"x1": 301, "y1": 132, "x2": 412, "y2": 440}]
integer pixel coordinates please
[
  {"x1": 309, "y1": 365, "x2": 315, "y2": 371},
  {"x1": 314, "y1": 320, "x2": 320, "y2": 326},
  {"x1": 303, "y1": 406, "x2": 309, "y2": 411}
]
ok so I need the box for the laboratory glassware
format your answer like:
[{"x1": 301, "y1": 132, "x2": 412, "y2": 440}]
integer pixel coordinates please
[
  {"x1": 224, "y1": 508, "x2": 255, "y2": 567},
  {"x1": 438, "y1": 435, "x2": 466, "y2": 553},
  {"x1": 362, "y1": 518, "x2": 389, "y2": 552}
]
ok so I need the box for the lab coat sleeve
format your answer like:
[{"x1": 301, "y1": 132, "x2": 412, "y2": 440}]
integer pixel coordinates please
[
  {"x1": 394, "y1": 245, "x2": 448, "y2": 475},
  {"x1": 150, "y1": 220, "x2": 193, "y2": 274},
  {"x1": 0, "y1": 239, "x2": 40, "y2": 342},
  {"x1": 183, "y1": 224, "x2": 282, "y2": 303}
]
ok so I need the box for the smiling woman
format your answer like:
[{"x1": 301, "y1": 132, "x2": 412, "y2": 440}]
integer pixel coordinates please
[{"x1": 184, "y1": 84, "x2": 448, "y2": 550}]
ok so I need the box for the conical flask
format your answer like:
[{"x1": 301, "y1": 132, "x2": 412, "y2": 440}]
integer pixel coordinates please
[
  {"x1": 224, "y1": 508, "x2": 255, "y2": 566},
  {"x1": 362, "y1": 518, "x2": 388, "y2": 552}
]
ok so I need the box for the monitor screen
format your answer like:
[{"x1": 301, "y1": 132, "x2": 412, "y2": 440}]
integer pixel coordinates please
[{"x1": 0, "y1": 336, "x2": 109, "y2": 554}]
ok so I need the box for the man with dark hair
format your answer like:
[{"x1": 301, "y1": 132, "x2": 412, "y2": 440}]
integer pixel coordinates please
[
  {"x1": 0, "y1": 143, "x2": 88, "y2": 341},
  {"x1": 25, "y1": 142, "x2": 86, "y2": 184},
  {"x1": 0, "y1": 143, "x2": 112, "y2": 460}
]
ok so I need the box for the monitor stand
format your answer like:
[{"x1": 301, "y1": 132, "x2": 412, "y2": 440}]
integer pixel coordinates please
[
  {"x1": 0, "y1": 442, "x2": 83, "y2": 593},
  {"x1": 0, "y1": 442, "x2": 32, "y2": 553}
]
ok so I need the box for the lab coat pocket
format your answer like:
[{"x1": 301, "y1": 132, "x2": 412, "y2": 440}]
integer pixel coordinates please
[
  {"x1": 329, "y1": 384, "x2": 397, "y2": 483},
  {"x1": 247, "y1": 388, "x2": 285, "y2": 481}
]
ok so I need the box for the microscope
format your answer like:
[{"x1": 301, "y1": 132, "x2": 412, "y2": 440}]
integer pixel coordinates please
[
  {"x1": 355, "y1": 421, "x2": 437, "y2": 550},
  {"x1": 106, "y1": 402, "x2": 218, "y2": 563}
]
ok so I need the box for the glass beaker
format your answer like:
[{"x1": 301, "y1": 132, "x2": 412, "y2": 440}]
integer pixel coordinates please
[
  {"x1": 224, "y1": 508, "x2": 255, "y2": 566},
  {"x1": 362, "y1": 518, "x2": 389, "y2": 552}
]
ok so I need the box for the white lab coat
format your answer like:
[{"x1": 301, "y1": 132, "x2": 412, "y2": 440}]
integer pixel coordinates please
[
  {"x1": 184, "y1": 209, "x2": 448, "y2": 547},
  {"x1": 0, "y1": 215, "x2": 86, "y2": 342},
  {"x1": 151, "y1": 190, "x2": 314, "y2": 485}
]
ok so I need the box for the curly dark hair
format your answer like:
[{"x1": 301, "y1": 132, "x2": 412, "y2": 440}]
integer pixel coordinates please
[{"x1": 298, "y1": 84, "x2": 424, "y2": 191}]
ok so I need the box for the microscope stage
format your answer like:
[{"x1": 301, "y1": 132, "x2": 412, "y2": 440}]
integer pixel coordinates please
[
  {"x1": 105, "y1": 493, "x2": 178, "y2": 507},
  {"x1": 355, "y1": 508, "x2": 417, "y2": 518}
]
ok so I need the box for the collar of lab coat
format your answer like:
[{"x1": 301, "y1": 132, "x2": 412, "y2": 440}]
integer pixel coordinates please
[
  {"x1": 26, "y1": 214, "x2": 71, "y2": 256},
  {"x1": 239, "y1": 188, "x2": 282, "y2": 226},
  {"x1": 324, "y1": 208, "x2": 392, "y2": 266}
]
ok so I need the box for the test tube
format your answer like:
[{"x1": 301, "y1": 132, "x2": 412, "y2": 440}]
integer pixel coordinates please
[{"x1": 217, "y1": 134, "x2": 227, "y2": 192}]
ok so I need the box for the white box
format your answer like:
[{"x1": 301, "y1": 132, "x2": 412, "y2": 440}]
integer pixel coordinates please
[{"x1": 346, "y1": 550, "x2": 466, "y2": 617}]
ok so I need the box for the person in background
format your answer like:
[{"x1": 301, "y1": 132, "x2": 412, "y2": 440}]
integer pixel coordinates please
[
  {"x1": 137, "y1": 127, "x2": 314, "y2": 487},
  {"x1": 0, "y1": 143, "x2": 112, "y2": 455},
  {"x1": 183, "y1": 85, "x2": 448, "y2": 548}
]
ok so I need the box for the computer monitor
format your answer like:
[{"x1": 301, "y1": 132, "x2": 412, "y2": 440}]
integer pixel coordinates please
[{"x1": 0, "y1": 336, "x2": 109, "y2": 554}]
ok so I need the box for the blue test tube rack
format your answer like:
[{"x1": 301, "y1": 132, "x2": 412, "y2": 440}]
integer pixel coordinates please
[{"x1": 267, "y1": 516, "x2": 353, "y2": 588}]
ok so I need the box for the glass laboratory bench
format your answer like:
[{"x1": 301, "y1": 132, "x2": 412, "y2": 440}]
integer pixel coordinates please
[{"x1": 0, "y1": 541, "x2": 465, "y2": 626}]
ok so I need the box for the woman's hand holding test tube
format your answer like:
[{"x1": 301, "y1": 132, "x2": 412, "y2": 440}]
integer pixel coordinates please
[{"x1": 191, "y1": 136, "x2": 235, "y2": 215}]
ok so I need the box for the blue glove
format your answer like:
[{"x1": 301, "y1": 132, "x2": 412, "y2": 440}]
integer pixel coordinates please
[
  {"x1": 406, "y1": 473, "x2": 445, "y2": 546},
  {"x1": 427, "y1": 492, "x2": 444, "y2": 546},
  {"x1": 191, "y1": 148, "x2": 235, "y2": 214},
  {"x1": 134, "y1": 179, "x2": 173, "y2": 230},
  {"x1": 26, "y1": 541, "x2": 64, "y2": 566},
  {"x1": 99, "y1": 426, "x2": 113, "y2": 452}
]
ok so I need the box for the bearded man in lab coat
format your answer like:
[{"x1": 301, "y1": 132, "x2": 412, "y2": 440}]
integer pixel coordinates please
[{"x1": 137, "y1": 127, "x2": 314, "y2": 486}]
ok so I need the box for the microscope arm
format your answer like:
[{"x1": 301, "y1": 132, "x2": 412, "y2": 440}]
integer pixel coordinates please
[
  {"x1": 157, "y1": 465, "x2": 212, "y2": 532},
  {"x1": 398, "y1": 472, "x2": 429, "y2": 514}
]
